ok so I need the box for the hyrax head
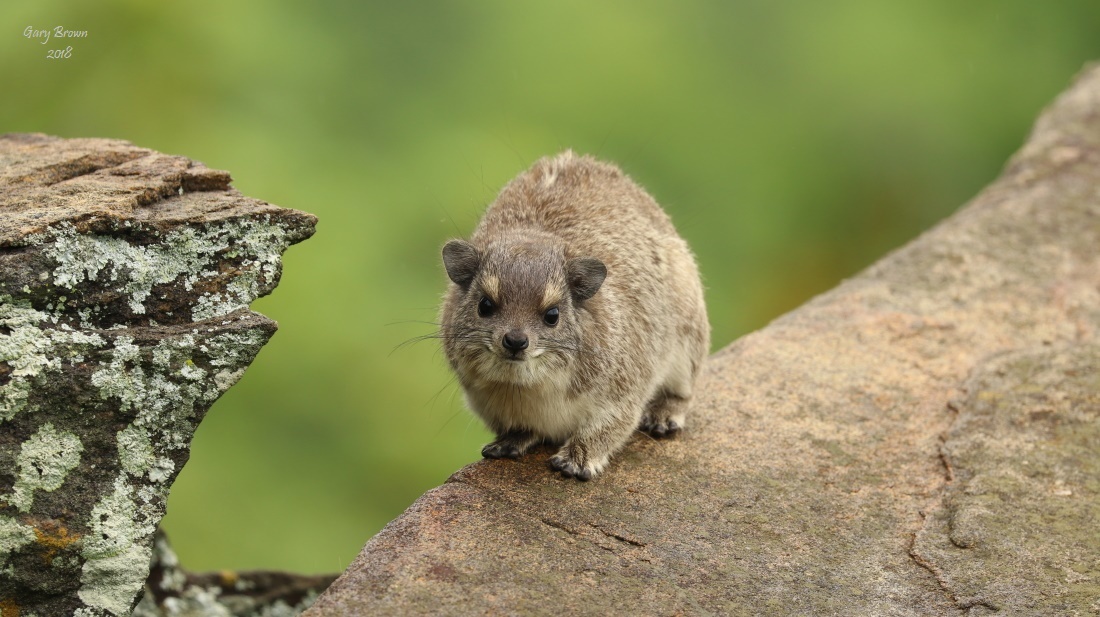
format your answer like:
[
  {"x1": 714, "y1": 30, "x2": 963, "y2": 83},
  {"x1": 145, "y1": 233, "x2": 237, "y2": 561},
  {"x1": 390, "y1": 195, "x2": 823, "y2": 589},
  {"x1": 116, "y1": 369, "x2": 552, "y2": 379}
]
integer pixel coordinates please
[{"x1": 441, "y1": 236, "x2": 605, "y2": 380}]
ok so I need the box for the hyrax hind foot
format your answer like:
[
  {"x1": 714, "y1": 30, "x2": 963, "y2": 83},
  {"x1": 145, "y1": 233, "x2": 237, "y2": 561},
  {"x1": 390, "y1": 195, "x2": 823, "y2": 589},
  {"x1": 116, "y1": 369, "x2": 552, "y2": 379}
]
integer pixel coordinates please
[
  {"x1": 640, "y1": 391, "x2": 688, "y2": 438},
  {"x1": 640, "y1": 416, "x2": 682, "y2": 438},
  {"x1": 548, "y1": 441, "x2": 610, "y2": 481},
  {"x1": 481, "y1": 429, "x2": 539, "y2": 459}
]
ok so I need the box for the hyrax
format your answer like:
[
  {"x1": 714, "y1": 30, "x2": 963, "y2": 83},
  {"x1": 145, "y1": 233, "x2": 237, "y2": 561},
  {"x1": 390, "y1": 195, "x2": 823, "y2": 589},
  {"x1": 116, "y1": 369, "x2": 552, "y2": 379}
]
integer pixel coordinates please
[{"x1": 440, "y1": 151, "x2": 709, "y2": 480}]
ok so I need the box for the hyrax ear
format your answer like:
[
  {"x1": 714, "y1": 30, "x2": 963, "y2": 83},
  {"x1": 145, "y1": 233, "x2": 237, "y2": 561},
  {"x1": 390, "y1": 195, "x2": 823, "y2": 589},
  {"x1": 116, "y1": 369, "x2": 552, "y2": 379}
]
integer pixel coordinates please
[
  {"x1": 442, "y1": 239, "x2": 480, "y2": 288},
  {"x1": 567, "y1": 257, "x2": 606, "y2": 301}
]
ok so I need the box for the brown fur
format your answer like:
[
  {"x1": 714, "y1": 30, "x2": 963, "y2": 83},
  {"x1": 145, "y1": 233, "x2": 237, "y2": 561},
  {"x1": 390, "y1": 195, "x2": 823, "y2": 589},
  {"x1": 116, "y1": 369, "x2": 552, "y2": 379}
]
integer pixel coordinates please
[{"x1": 440, "y1": 151, "x2": 709, "y2": 480}]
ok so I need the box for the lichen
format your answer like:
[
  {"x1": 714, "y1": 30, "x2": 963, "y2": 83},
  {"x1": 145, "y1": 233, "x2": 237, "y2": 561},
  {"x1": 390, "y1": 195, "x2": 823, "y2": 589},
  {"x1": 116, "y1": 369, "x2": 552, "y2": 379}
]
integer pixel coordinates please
[
  {"x1": 31, "y1": 520, "x2": 81, "y2": 567},
  {"x1": 56, "y1": 318, "x2": 270, "y2": 614},
  {"x1": 78, "y1": 544, "x2": 154, "y2": 615},
  {"x1": 78, "y1": 476, "x2": 157, "y2": 616},
  {"x1": 91, "y1": 336, "x2": 206, "y2": 452},
  {"x1": 0, "y1": 375, "x2": 32, "y2": 424},
  {"x1": 117, "y1": 424, "x2": 155, "y2": 478},
  {"x1": 95, "y1": 479, "x2": 156, "y2": 536},
  {"x1": 4, "y1": 422, "x2": 84, "y2": 512},
  {"x1": 202, "y1": 329, "x2": 269, "y2": 368},
  {"x1": 0, "y1": 296, "x2": 105, "y2": 423},
  {"x1": 89, "y1": 328, "x2": 264, "y2": 457},
  {"x1": 148, "y1": 457, "x2": 175, "y2": 483},
  {"x1": 0, "y1": 515, "x2": 37, "y2": 564},
  {"x1": 213, "y1": 368, "x2": 245, "y2": 392},
  {"x1": 61, "y1": 321, "x2": 269, "y2": 613},
  {"x1": 0, "y1": 298, "x2": 56, "y2": 378},
  {"x1": 30, "y1": 218, "x2": 292, "y2": 320},
  {"x1": 163, "y1": 588, "x2": 234, "y2": 617}
]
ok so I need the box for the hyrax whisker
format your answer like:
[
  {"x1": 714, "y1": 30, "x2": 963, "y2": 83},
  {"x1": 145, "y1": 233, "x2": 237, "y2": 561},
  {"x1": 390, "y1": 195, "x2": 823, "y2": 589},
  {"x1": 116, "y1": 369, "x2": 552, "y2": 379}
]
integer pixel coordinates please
[
  {"x1": 437, "y1": 151, "x2": 709, "y2": 480},
  {"x1": 392, "y1": 328, "x2": 497, "y2": 355},
  {"x1": 385, "y1": 319, "x2": 445, "y2": 327}
]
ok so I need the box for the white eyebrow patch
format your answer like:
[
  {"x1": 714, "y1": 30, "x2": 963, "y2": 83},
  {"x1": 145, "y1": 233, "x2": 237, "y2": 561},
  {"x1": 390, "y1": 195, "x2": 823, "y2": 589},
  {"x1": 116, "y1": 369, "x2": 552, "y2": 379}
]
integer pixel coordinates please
[
  {"x1": 541, "y1": 284, "x2": 563, "y2": 310},
  {"x1": 480, "y1": 274, "x2": 501, "y2": 301}
]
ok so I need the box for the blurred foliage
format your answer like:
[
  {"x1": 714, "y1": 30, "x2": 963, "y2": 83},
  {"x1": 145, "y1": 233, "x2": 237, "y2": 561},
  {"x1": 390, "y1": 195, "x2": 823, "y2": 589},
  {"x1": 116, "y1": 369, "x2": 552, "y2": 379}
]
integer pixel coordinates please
[{"x1": 3, "y1": 1, "x2": 1099, "y2": 574}]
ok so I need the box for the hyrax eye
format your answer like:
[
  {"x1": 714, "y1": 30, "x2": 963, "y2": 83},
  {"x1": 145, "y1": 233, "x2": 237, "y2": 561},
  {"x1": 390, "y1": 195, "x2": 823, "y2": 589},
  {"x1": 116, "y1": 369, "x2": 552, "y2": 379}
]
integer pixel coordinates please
[
  {"x1": 543, "y1": 306, "x2": 560, "y2": 326},
  {"x1": 478, "y1": 296, "x2": 496, "y2": 317}
]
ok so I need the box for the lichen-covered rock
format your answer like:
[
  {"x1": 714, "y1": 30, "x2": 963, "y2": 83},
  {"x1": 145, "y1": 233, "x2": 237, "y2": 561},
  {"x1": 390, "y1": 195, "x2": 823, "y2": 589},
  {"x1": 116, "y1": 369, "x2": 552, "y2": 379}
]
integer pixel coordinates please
[
  {"x1": 0, "y1": 134, "x2": 316, "y2": 616},
  {"x1": 307, "y1": 66, "x2": 1100, "y2": 615},
  {"x1": 132, "y1": 532, "x2": 336, "y2": 617}
]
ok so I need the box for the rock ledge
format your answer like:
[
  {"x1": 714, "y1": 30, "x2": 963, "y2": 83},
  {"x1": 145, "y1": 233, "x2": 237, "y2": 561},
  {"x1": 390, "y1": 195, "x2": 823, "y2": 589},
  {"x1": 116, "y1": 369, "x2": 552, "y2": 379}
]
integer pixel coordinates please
[
  {"x1": 0, "y1": 134, "x2": 316, "y2": 616},
  {"x1": 309, "y1": 65, "x2": 1100, "y2": 616}
]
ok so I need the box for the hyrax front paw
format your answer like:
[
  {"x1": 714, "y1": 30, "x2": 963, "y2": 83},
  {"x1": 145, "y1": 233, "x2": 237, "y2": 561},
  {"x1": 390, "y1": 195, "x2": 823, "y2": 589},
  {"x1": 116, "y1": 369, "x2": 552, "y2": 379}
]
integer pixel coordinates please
[
  {"x1": 481, "y1": 430, "x2": 538, "y2": 459},
  {"x1": 548, "y1": 443, "x2": 608, "y2": 481}
]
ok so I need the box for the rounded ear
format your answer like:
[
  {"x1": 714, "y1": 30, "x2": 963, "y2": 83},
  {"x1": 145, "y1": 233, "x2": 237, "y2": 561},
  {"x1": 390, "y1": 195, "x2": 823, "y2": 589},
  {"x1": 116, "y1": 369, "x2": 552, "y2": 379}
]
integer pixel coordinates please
[
  {"x1": 442, "y1": 240, "x2": 480, "y2": 288},
  {"x1": 567, "y1": 257, "x2": 606, "y2": 301}
]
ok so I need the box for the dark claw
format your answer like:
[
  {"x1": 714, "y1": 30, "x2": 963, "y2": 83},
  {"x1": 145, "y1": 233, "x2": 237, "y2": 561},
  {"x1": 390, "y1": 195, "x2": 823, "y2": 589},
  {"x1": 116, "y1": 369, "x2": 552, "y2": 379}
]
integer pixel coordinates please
[
  {"x1": 548, "y1": 456, "x2": 592, "y2": 481},
  {"x1": 482, "y1": 442, "x2": 520, "y2": 459},
  {"x1": 641, "y1": 419, "x2": 682, "y2": 439}
]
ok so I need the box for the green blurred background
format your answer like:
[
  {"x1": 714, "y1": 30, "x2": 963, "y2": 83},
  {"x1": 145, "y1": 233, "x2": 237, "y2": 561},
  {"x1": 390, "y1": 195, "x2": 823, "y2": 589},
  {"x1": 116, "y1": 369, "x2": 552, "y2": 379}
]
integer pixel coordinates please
[{"x1": 4, "y1": 1, "x2": 1100, "y2": 574}]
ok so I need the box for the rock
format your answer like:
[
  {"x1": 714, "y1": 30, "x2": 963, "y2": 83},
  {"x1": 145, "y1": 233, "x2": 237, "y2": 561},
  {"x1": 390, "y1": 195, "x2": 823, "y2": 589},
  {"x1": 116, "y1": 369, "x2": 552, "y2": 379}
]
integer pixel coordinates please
[
  {"x1": 0, "y1": 134, "x2": 315, "y2": 616},
  {"x1": 911, "y1": 344, "x2": 1100, "y2": 613},
  {"x1": 307, "y1": 64, "x2": 1100, "y2": 615},
  {"x1": 132, "y1": 532, "x2": 337, "y2": 617}
]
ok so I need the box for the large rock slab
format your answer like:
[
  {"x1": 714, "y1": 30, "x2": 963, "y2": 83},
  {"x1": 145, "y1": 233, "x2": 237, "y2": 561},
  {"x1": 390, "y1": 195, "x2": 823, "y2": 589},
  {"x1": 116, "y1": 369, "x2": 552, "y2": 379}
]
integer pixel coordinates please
[
  {"x1": 0, "y1": 134, "x2": 315, "y2": 616},
  {"x1": 912, "y1": 344, "x2": 1100, "y2": 614},
  {"x1": 308, "y1": 64, "x2": 1100, "y2": 615}
]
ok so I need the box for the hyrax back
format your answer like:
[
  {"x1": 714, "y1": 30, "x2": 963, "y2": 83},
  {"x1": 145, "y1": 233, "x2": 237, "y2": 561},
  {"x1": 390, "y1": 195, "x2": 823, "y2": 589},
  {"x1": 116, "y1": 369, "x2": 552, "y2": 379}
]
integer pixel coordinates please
[{"x1": 441, "y1": 151, "x2": 709, "y2": 480}]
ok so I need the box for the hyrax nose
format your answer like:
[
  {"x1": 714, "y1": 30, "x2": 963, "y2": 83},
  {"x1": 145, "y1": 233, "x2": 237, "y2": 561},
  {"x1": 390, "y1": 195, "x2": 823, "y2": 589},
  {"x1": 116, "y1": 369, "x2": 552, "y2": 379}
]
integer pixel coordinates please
[{"x1": 502, "y1": 330, "x2": 529, "y2": 352}]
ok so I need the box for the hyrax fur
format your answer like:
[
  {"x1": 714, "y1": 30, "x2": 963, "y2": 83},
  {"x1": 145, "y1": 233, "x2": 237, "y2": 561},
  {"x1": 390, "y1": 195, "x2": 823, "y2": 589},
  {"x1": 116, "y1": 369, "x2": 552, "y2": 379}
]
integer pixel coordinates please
[{"x1": 440, "y1": 151, "x2": 709, "y2": 480}]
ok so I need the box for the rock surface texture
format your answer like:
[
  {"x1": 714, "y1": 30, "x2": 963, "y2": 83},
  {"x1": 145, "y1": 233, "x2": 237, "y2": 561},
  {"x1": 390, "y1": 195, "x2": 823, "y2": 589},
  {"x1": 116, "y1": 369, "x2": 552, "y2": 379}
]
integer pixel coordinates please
[
  {"x1": 0, "y1": 134, "x2": 316, "y2": 616},
  {"x1": 132, "y1": 532, "x2": 337, "y2": 617},
  {"x1": 308, "y1": 65, "x2": 1100, "y2": 616}
]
